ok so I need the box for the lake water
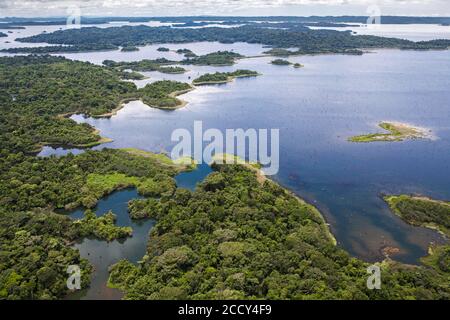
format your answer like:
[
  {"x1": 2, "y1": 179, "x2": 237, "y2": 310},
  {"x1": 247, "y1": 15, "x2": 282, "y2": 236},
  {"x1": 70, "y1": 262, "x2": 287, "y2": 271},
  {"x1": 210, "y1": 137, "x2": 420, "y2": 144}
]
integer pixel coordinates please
[
  {"x1": 309, "y1": 24, "x2": 450, "y2": 41},
  {"x1": 2, "y1": 23, "x2": 450, "y2": 297}
]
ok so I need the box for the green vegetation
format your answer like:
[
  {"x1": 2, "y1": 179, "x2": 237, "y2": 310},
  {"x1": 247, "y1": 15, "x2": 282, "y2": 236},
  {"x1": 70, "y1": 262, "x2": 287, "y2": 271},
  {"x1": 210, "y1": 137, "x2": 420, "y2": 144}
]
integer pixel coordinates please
[
  {"x1": 140, "y1": 80, "x2": 193, "y2": 109},
  {"x1": 176, "y1": 48, "x2": 197, "y2": 57},
  {"x1": 17, "y1": 24, "x2": 450, "y2": 55},
  {"x1": 121, "y1": 46, "x2": 139, "y2": 52},
  {"x1": 0, "y1": 32, "x2": 7, "y2": 37},
  {"x1": 0, "y1": 147, "x2": 192, "y2": 299},
  {"x1": 1, "y1": 44, "x2": 119, "y2": 54},
  {"x1": 103, "y1": 58, "x2": 175, "y2": 71},
  {"x1": 182, "y1": 51, "x2": 243, "y2": 66},
  {"x1": 349, "y1": 122, "x2": 429, "y2": 143},
  {"x1": 0, "y1": 209, "x2": 93, "y2": 299},
  {"x1": 157, "y1": 47, "x2": 170, "y2": 52},
  {"x1": 76, "y1": 210, "x2": 132, "y2": 241},
  {"x1": 0, "y1": 55, "x2": 138, "y2": 153},
  {"x1": 193, "y1": 70, "x2": 259, "y2": 85},
  {"x1": 421, "y1": 245, "x2": 450, "y2": 274},
  {"x1": 157, "y1": 66, "x2": 187, "y2": 74},
  {"x1": 384, "y1": 195, "x2": 450, "y2": 237},
  {"x1": 264, "y1": 48, "x2": 297, "y2": 56},
  {"x1": 103, "y1": 58, "x2": 185, "y2": 74},
  {"x1": 293, "y1": 63, "x2": 304, "y2": 68},
  {"x1": 271, "y1": 59, "x2": 292, "y2": 66},
  {"x1": 0, "y1": 55, "x2": 195, "y2": 153},
  {"x1": 108, "y1": 164, "x2": 450, "y2": 299}
]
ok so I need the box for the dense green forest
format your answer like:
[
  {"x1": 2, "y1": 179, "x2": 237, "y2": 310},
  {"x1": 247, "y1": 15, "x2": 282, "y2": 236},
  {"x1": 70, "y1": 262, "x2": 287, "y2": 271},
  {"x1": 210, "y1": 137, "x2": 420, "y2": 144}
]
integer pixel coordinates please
[
  {"x1": 15, "y1": 25, "x2": 450, "y2": 54},
  {"x1": 182, "y1": 51, "x2": 243, "y2": 66},
  {"x1": 0, "y1": 55, "x2": 193, "y2": 153},
  {"x1": 1, "y1": 54, "x2": 449, "y2": 300},
  {"x1": 271, "y1": 59, "x2": 292, "y2": 66},
  {"x1": 0, "y1": 148, "x2": 191, "y2": 299},
  {"x1": 140, "y1": 81, "x2": 192, "y2": 109},
  {"x1": 193, "y1": 70, "x2": 259, "y2": 85},
  {"x1": 108, "y1": 164, "x2": 450, "y2": 299},
  {"x1": 121, "y1": 46, "x2": 139, "y2": 52},
  {"x1": 1, "y1": 44, "x2": 119, "y2": 54},
  {"x1": 385, "y1": 195, "x2": 450, "y2": 237},
  {"x1": 2, "y1": 16, "x2": 450, "y2": 27},
  {"x1": 176, "y1": 48, "x2": 197, "y2": 57},
  {"x1": 102, "y1": 58, "x2": 187, "y2": 74}
]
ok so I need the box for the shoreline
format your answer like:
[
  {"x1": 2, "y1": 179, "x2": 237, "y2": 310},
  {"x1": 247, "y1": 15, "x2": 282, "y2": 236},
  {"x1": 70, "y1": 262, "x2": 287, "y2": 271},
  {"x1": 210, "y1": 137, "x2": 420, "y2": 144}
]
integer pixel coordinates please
[
  {"x1": 349, "y1": 121, "x2": 434, "y2": 143},
  {"x1": 193, "y1": 73, "x2": 261, "y2": 86}
]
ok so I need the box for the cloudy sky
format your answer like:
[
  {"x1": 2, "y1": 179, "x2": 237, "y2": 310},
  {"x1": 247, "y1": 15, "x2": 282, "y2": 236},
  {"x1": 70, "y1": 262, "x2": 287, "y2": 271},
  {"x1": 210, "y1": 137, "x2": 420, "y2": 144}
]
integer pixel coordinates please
[{"x1": 0, "y1": 0, "x2": 449, "y2": 17}]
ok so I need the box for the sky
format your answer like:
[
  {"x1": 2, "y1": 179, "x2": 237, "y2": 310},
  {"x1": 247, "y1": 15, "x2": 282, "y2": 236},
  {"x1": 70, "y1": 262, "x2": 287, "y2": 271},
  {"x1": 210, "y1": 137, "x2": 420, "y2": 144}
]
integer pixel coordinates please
[{"x1": 0, "y1": 0, "x2": 450, "y2": 17}]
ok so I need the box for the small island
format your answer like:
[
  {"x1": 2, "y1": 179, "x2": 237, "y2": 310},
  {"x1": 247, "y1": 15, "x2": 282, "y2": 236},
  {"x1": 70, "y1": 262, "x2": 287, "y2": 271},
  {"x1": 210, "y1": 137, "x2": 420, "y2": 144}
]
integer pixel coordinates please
[
  {"x1": 182, "y1": 51, "x2": 243, "y2": 66},
  {"x1": 384, "y1": 195, "x2": 450, "y2": 237},
  {"x1": 140, "y1": 80, "x2": 194, "y2": 110},
  {"x1": 271, "y1": 59, "x2": 292, "y2": 66},
  {"x1": 121, "y1": 46, "x2": 139, "y2": 52},
  {"x1": 192, "y1": 70, "x2": 259, "y2": 85},
  {"x1": 349, "y1": 122, "x2": 431, "y2": 143},
  {"x1": 157, "y1": 47, "x2": 170, "y2": 52},
  {"x1": 0, "y1": 32, "x2": 7, "y2": 38}
]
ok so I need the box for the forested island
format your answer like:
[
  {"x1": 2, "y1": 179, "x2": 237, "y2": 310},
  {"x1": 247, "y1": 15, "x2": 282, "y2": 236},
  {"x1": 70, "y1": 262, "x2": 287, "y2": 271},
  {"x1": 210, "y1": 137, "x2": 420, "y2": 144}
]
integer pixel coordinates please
[
  {"x1": 349, "y1": 122, "x2": 430, "y2": 142},
  {"x1": 182, "y1": 51, "x2": 243, "y2": 66},
  {"x1": 13, "y1": 24, "x2": 450, "y2": 55},
  {"x1": 1, "y1": 36, "x2": 450, "y2": 299},
  {"x1": 192, "y1": 70, "x2": 259, "y2": 85},
  {"x1": 0, "y1": 32, "x2": 7, "y2": 38},
  {"x1": 103, "y1": 58, "x2": 187, "y2": 74},
  {"x1": 121, "y1": 46, "x2": 139, "y2": 52},
  {"x1": 384, "y1": 195, "x2": 450, "y2": 237},
  {"x1": 0, "y1": 55, "x2": 194, "y2": 154},
  {"x1": 1, "y1": 44, "x2": 119, "y2": 54},
  {"x1": 271, "y1": 59, "x2": 292, "y2": 66},
  {"x1": 157, "y1": 47, "x2": 170, "y2": 52}
]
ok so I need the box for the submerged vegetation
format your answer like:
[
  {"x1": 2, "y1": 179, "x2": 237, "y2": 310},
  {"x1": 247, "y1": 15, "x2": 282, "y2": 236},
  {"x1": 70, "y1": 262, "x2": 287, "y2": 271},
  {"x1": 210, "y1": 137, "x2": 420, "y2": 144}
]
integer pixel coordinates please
[
  {"x1": 193, "y1": 70, "x2": 259, "y2": 85},
  {"x1": 349, "y1": 122, "x2": 429, "y2": 143},
  {"x1": 384, "y1": 195, "x2": 450, "y2": 237}
]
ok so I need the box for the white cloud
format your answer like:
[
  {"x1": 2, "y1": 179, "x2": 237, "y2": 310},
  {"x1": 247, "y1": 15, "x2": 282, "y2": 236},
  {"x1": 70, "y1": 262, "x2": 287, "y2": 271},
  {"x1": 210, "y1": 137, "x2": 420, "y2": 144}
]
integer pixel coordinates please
[{"x1": 0, "y1": 0, "x2": 449, "y2": 17}]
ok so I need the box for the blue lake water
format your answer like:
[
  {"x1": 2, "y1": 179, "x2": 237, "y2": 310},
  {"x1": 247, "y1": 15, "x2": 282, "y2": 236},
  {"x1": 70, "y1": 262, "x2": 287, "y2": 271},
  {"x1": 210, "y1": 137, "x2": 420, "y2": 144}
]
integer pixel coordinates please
[{"x1": 2, "y1": 23, "x2": 450, "y2": 296}]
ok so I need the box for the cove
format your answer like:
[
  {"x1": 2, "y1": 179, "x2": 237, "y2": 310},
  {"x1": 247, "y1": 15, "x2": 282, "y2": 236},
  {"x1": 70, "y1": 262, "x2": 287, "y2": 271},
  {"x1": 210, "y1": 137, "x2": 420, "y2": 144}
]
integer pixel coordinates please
[{"x1": 63, "y1": 164, "x2": 211, "y2": 299}]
